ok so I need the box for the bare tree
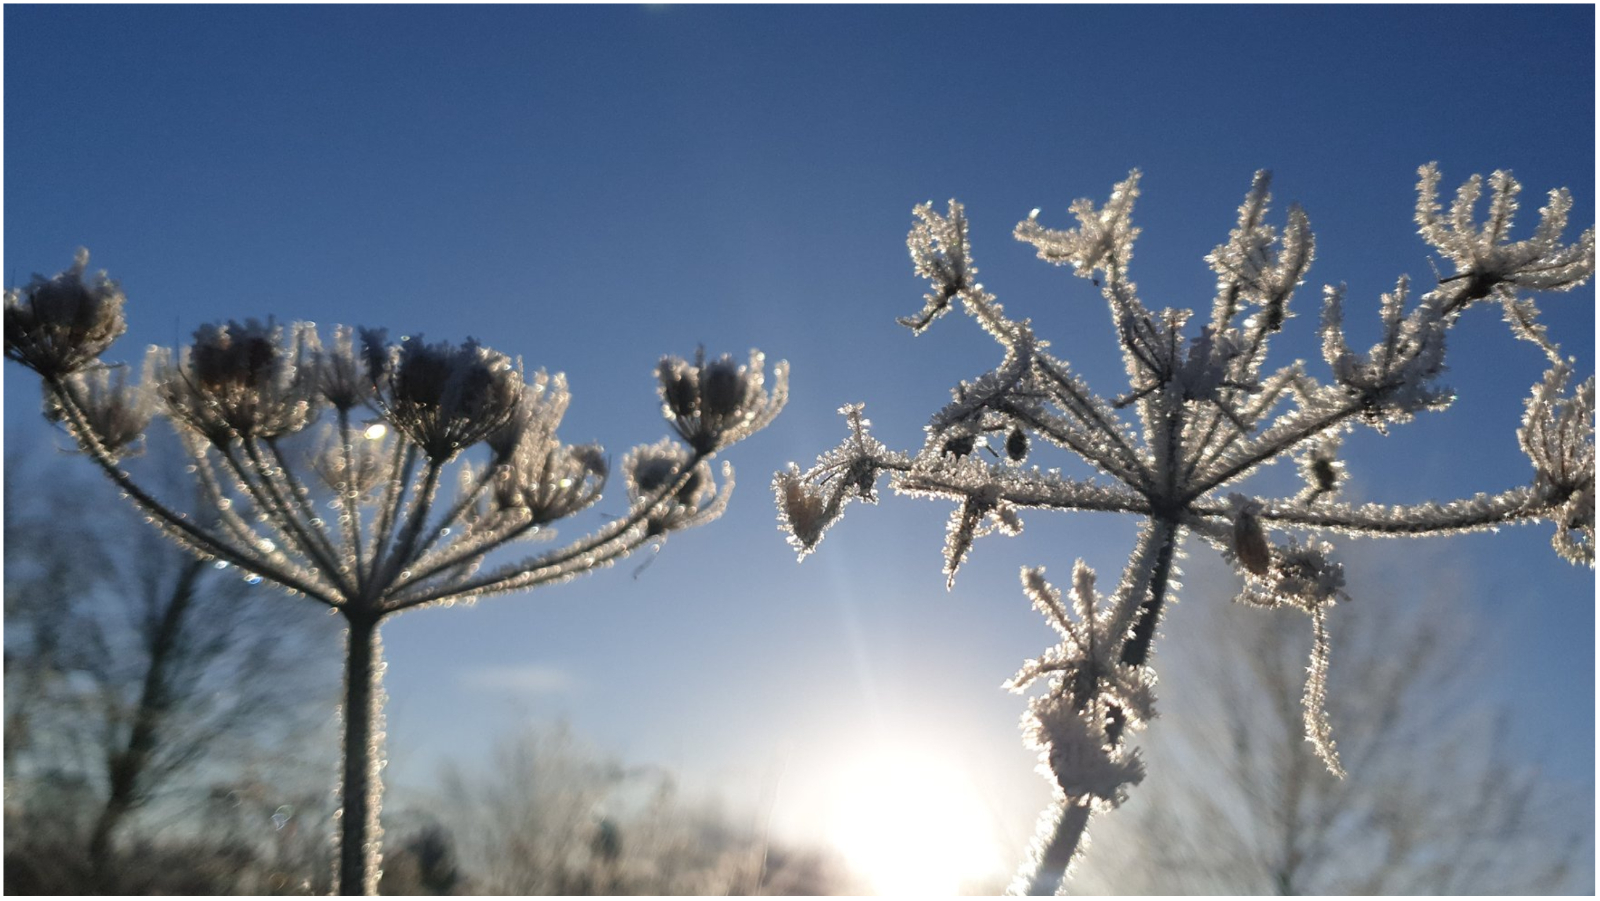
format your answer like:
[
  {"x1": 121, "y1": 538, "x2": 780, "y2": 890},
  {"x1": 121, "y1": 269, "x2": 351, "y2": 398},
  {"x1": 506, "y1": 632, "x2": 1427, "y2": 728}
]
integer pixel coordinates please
[
  {"x1": 4, "y1": 449, "x2": 336, "y2": 892},
  {"x1": 3, "y1": 452, "x2": 99, "y2": 776},
  {"x1": 775, "y1": 165, "x2": 1593, "y2": 892},
  {"x1": 426, "y1": 723, "x2": 862, "y2": 895},
  {"x1": 1065, "y1": 553, "x2": 1592, "y2": 895}
]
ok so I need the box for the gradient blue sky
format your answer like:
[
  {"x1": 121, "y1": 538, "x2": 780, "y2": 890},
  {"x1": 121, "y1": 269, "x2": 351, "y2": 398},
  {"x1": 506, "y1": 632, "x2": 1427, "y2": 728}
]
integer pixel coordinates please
[{"x1": 5, "y1": 3, "x2": 1593, "y2": 879}]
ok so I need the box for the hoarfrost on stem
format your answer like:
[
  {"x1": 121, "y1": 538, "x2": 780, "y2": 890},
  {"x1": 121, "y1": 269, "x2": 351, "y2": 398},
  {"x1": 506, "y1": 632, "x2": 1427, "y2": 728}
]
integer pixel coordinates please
[{"x1": 774, "y1": 164, "x2": 1593, "y2": 895}]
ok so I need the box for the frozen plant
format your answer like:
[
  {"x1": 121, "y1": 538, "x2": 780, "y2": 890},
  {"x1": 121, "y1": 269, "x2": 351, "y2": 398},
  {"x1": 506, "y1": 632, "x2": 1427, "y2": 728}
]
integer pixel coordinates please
[
  {"x1": 5, "y1": 254, "x2": 787, "y2": 895},
  {"x1": 775, "y1": 166, "x2": 1593, "y2": 894}
]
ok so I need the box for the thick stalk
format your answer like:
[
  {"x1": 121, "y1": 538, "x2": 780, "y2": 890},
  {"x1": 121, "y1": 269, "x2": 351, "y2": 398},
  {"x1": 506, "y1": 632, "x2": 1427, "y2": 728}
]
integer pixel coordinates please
[
  {"x1": 1025, "y1": 802, "x2": 1092, "y2": 896},
  {"x1": 1025, "y1": 392, "x2": 1185, "y2": 895},
  {"x1": 1120, "y1": 516, "x2": 1179, "y2": 672},
  {"x1": 338, "y1": 610, "x2": 384, "y2": 895}
]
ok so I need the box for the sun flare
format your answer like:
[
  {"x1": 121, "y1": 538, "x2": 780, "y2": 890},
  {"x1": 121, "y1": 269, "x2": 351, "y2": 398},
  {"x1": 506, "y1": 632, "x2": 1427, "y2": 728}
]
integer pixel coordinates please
[{"x1": 828, "y1": 751, "x2": 1003, "y2": 895}]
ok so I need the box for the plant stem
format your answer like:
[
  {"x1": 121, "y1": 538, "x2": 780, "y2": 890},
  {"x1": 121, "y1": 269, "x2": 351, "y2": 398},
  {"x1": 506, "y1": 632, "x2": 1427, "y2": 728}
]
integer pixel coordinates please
[
  {"x1": 1026, "y1": 802, "x2": 1092, "y2": 896},
  {"x1": 338, "y1": 610, "x2": 383, "y2": 895},
  {"x1": 1120, "y1": 516, "x2": 1178, "y2": 671},
  {"x1": 1027, "y1": 516, "x2": 1179, "y2": 895}
]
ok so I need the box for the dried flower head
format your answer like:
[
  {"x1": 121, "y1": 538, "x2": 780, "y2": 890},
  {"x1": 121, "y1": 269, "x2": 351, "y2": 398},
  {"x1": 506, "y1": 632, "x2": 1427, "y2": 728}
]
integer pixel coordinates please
[
  {"x1": 319, "y1": 324, "x2": 377, "y2": 411},
  {"x1": 1205, "y1": 170, "x2": 1316, "y2": 322},
  {"x1": 625, "y1": 438, "x2": 725, "y2": 535},
  {"x1": 161, "y1": 319, "x2": 322, "y2": 442},
  {"x1": 778, "y1": 163, "x2": 1591, "y2": 895},
  {"x1": 494, "y1": 440, "x2": 607, "y2": 526},
  {"x1": 487, "y1": 371, "x2": 569, "y2": 463},
  {"x1": 6, "y1": 243, "x2": 788, "y2": 899},
  {"x1": 1520, "y1": 363, "x2": 1596, "y2": 564},
  {"x1": 1025, "y1": 696, "x2": 1145, "y2": 810},
  {"x1": 899, "y1": 199, "x2": 978, "y2": 333},
  {"x1": 1015, "y1": 171, "x2": 1143, "y2": 283},
  {"x1": 48, "y1": 353, "x2": 158, "y2": 458},
  {"x1": 657, "y1": 348, "x2": 788, "y2": 453},
  {"x1": 1416, "y1": 164, "x2": 1596, "y2": 305},
  {"x1": 375, "y1": 335, "x2": 523, "y2": 462},
  {"x1": 4, "y1": 248, "x2": 128, "y2": 377},
  {"x1": 772, "y1": 464, "x2": 839, "y2": 559}
]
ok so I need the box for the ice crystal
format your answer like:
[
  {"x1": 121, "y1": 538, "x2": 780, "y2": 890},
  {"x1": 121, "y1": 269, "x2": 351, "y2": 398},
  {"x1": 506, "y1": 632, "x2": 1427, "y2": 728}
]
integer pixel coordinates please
[{"x1": 776, "y1": 164, "x2": 1593, "y2": 895}]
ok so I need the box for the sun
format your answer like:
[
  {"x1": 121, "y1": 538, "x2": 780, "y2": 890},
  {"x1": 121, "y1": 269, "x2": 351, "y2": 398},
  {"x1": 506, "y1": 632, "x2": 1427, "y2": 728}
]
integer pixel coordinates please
[{"x1": 828, "y1": 750, "x2": 1003, "y2": 895}]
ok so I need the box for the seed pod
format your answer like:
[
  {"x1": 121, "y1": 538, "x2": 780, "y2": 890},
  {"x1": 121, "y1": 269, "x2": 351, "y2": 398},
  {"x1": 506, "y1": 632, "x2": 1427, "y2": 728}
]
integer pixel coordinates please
[
  {"x1": 943, "y1": 434, "x2": 975, "y2": 458},
  {"x1": 675, "y1": 467, "x2": 703, "y2": 506},
  {"x1": 633, "y1": 456, "x2": 676, "y2": 493},
  {"x1": 1311, "y1": 458, "x2": 1339, "y2": 494},
  {"x1": 1262, "y1": 300, "x2": 1286, "y2": 332},
  {"x1": 1006, "y1": 427, "x2": 1029, "y2": 462},
  {"x1": 701, "y1": 358, "x2": 745, "y2": 417},
  {"x1": 657, "y1": 359, "x2": 698, "y2": 418},
  {"x1": 1233, "y1": 503, "x2": 1272, "y2": 576}
]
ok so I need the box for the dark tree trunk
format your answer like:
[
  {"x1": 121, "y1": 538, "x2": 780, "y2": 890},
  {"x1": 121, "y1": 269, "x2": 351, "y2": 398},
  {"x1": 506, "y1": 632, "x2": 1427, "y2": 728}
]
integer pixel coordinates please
[{"x1": 87, "y1": 558, "x2": 204, "y2": 893}]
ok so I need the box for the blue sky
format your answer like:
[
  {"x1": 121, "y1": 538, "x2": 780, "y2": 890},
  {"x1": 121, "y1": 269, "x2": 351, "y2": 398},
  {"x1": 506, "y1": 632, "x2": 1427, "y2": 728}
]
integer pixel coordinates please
[{"x1": 5, "y1": 3, "x2": 1593, "y2": 883}]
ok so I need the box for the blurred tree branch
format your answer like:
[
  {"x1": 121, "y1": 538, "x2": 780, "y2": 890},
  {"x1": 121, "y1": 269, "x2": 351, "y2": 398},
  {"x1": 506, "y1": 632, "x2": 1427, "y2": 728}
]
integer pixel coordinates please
[
  {"x1": 4, "y1": 447, "x2": 336, "y2": 892},
  {"x1": 1067, "y1": 556, "x2": 1592, "y2": 895}
]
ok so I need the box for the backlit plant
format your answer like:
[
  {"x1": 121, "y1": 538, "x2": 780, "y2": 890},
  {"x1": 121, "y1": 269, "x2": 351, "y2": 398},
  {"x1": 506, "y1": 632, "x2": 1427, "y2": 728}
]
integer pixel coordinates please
[
  {"x1": 5, "y1": 254, "x2": 787, "y2": 894},
  {"x1": 775, "y1": 165, "x2": 1592, "y2": 893}
]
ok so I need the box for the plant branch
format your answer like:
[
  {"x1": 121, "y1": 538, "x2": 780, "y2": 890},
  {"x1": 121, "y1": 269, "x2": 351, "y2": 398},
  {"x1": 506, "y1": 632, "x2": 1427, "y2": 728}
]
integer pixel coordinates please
[
  {"x1": 385, "y1": 450, "x2": 711, "y2": 611},
  {"x1": 46, "y1": 378, "x2": 338, "y2": 606}
]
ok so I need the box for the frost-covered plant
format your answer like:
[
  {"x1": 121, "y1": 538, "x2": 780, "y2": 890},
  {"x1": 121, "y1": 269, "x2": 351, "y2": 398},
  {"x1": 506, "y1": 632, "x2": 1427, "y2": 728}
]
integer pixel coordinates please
[
  {"x1": 5, "y1": 260, "x2": 787, "y2": 895},
  {"x1": 775, "y1": 165, "x2": 1593, "y2": 894}
]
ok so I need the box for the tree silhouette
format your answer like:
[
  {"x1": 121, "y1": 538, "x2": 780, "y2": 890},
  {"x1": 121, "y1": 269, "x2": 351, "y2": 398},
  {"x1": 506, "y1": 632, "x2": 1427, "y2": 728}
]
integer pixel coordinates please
[
  {"x1": 4, "y1": 450, "x2": 334, "y2": 892},
  {"x1": 1068, "y1": 553, "x2": 1592, "y2": 894}
]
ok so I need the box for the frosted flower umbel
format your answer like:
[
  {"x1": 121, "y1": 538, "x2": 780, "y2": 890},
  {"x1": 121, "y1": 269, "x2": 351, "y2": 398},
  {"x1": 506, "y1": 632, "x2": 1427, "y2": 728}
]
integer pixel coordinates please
[
  {"x1": 776, "y1": 164, "x2": 1593, "y2": 895},
  {"x1": 4, "y1": 248, "x2": 127, "y2": 378},
  {"x1": 159, "y1": 319, "x2": 322, "y2": 443},
  {"x1": 46, "y1": 349, "x2": 159, "y2": 459},
  {"x1": 375, "y1": 334, "x2": 523, "y2": 462},
  {"x1": 658, "y1": 347, "x2": 788, "y2": 453},
  {"x1": 7, "y1": 250, "x2": 786, "y2": 896}
]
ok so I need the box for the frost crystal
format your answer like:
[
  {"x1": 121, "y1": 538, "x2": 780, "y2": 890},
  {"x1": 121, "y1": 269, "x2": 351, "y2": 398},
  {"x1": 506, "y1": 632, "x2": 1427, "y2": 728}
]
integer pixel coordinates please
[{"x1": 776, "y1": 164, "x2": 1593, "y2": 895}]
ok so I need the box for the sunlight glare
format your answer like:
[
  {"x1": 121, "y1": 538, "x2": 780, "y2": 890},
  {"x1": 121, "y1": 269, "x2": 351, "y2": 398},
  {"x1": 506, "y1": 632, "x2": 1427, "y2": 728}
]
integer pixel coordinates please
[{"x1": 828, "y1": 750, "x2": 1002, "y2": 896}]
